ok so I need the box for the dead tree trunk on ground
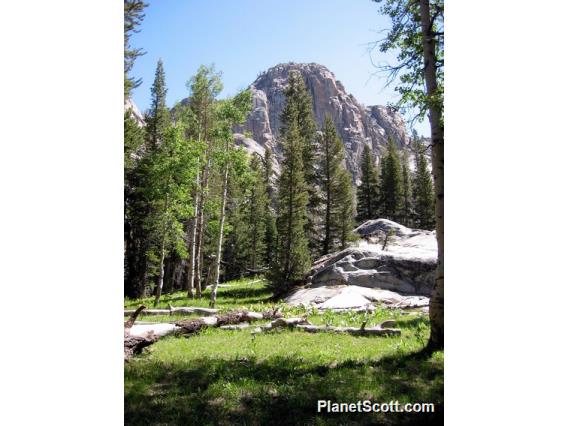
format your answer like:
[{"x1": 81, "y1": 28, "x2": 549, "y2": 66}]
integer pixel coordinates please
[
  {"x1": 124, "y1": 306, "x2": 159, "y2": 361},
  {"x1": 124, "y1": 307, "x2": 283, "y2": 360},
  {"x1": 255, "y1": 317, "x2": 401, "y2": 336}
]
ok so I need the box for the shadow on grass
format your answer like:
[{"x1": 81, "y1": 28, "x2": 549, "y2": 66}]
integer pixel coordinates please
[
  {"x1": 214, "y1": 286, "x2": 273, "y2": 301},
  {"x1": 397, "y1": 316, "x2": 430, "y2": 329},
  {"x1": 125, "y1": 286, "x2": 272, "y2": 309},
  {"x1": 125, "y1": 348, "x2": 443, "y2": 426}
]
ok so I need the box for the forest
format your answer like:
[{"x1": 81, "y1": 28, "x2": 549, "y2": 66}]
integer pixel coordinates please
[
  {"x1": 124, "y1": 55, "x2": 438, "y2": 308},
  {"x1": 124, "y1": 0, "x2": 444, "y2": 424}
]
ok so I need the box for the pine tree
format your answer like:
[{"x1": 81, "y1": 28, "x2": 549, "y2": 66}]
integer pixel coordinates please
[
  {"x1": 124, "y1": 110, "x2": 148, "y2": 299},
  {"x1": 272, "y1": 118, "x2": 311, "y2": 293},
  {"x1": 337, "y1": 169, "x2": 356, "y2": 250},
  {"x1": 356, "y1": 144, "x2": 380, "y2": 222},
  {"x1": 378, "y1": 138, "x2": 403, "y2": 222},
  {"x1": 280, "y1": 71, "x2": 320, "y2": 255},
  {"x1": 263, "y1": 147, "x2": 277, "y2": 265},
  {"x1": 247, "y1": 155, "x2": 268, "y2": 270},
  {"x1": 124, "y1": 110, "x2": 145, "y2": 173},
  {"x1": 124, "y1": 0, "x2": 148, "y2": 298},
  {"x1": 124, "y1": 0, "x2": 147, "y2": 98},
  {"x1": 221, "y1": 151, "x2": 273, "y2": 281},
  {"x1": 138, "y1": 123, "x2": 200, "y2": 306},
  {"x1": 412, "y1": 140, "x2": 435, "y2": 230},
  {"x1": 401, "y1": 149, "x2": 413, "y2": 227},
  {"x1": 146, "y1": 59, "x2": 170, "y2": 149},
  {"x1": 221, "y1": 161, "x2": 252, "y2": 281},
  {"x1": 319, "y1": 116, "x2": 355, "y2": 255}
]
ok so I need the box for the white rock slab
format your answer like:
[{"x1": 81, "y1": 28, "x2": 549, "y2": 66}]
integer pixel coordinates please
[
  {"x1": 319, "y1": 291, "x2": 374, "y2": 310},
  {"x1": 284, "y1": 285, "x2": 429, "y2": 310}
]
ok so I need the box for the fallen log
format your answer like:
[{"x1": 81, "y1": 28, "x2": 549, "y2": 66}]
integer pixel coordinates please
[
  {"x1": 270, "y1": 317, "x2": 310, "y2": 327},
  {"x1": 124, "y1": 333, "x2": 158, "y2": 361},
  {"x1": 124, "y1": 305, "x2": 161, "y2": 361},
  {"x1": 175, "y1": 308, "x2": 282, "y2": 335},
  {"x1": 129, "y1": 323, "x2": 179, "y2": 338},
  {"x1": 255, "y1": 317, "x2": 401, "y2": 336},
  {"x1": 124, "y1": 307, "x2": 283, "y2": 360},
  {"x1": 220, "y1": 323, "x2": 251, "y2": 330},
  {"x1": 125, "y1": 305, "x2": 146, "y2": 329},
  {"x1": 123, "y1": 305, "x2": 218, "y2": 317},
  {"x1": 295, "y1": 324, "x2": 400, "y2": 336}
]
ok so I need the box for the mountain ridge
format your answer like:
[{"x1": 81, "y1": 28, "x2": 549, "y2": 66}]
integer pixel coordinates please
[{"x1": 234, "y1": 62, "x2": 412, "y2": 180}]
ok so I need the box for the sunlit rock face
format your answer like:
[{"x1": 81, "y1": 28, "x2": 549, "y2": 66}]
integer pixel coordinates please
[
  {"x1": 125, "y1": 98, "x2": 145, "y2": 126},
  {"x1": 235, "y1": 63, "x2": 411, "y2": 180},
  {"x1": 284, "y1": 219, "x2": 436, "y2": 310}
]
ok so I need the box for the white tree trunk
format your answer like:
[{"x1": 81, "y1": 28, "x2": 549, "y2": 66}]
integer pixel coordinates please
[
  {"x1": 194, "y1": 154, "x2": 211, "y2": 299},
  {"x1": 185, "y1": 167, "x2": 200, "y2": 298},
  {"x1": 154, "y1": 191, "x2": 170, "y2": 307},
  {"x1": 210, "y1": 157, "x2": 229, "y2": 307},
  {"x1": 154, "y1": 239, "x2": 166, "y2": 307},
  {"x1": 419, "y1": 0, "x2": 444, "y2": 350}
]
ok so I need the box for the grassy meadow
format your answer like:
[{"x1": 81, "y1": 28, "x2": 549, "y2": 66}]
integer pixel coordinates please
[{"x1": 124, "y1": 279, "x2": 443, "y2": 425}]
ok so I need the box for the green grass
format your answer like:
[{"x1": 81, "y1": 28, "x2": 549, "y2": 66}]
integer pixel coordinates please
[
  {"x1": 125, "y1": 278, "x2": 274, "y2": 318},
  {"x1": 125, "y1": 278, "x2": 443, "y2": 425}
]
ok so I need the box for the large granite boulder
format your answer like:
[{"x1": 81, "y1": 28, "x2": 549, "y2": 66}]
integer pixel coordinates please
[
  {"x1": 311, "y1": 219, "x2": 436, "y2": 295},
  {"x1": 284, "y1": 219, "x2": 436, "y2": 310}
]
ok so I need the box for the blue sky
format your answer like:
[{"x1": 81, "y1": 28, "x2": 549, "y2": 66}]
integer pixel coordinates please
[{"x1": 130, "y1": 0, "x2": 429, "y2": 136}]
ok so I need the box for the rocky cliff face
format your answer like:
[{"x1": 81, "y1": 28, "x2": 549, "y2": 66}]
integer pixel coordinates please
[
  {"x1": 125, "y1": 98, "x2": 145, "y2": 126},
  {"x1": 235, "y1": 62, "x2": 411, "y2": 180}
]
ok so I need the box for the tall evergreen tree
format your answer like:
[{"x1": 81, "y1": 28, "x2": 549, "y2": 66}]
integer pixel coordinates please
[
  {"x1": 412, "y1": 140, "x2": 435, "y2": 229},
  {"x1": 263, "y1": 147, "x2": 277, "y2": 265},
  {"x1": 401, "y1": 149, "x2": 413, "y2": 227},
  {"x1": 247, "y1": 155, "x2": 268, "y2": 270},
  {"x1": 279, "y1": 71, "x2": 320, "y2": 255},
  {"x1": 356, "y1": 144, "x2": 380, "y2": 222},
  {"x1": 124, "y1": 0, "x2": 147, "y2": 98},
  {"x1": 146, "y1": 59, "x2": 170, "y2": 149},
  {"x1": 124, "y1": 111, "x2": 145, "y2": 173},
  {"x1": 221, "y1": 159, "x2": 252, "y2": 281},
  {"x1": 337, "y1": 169, "x2": 356, "y2": 250},
  {"x1": 137, "y1": 123, "x2": 200, "y2": 306},
  {"x1": 124, "y1": 0, "x2": 148, "y2": 298},
  {"x1": 318, "y1": 116, "x2": 355, "y2": 255},
  {"x1": 221, "y1": 151, "x2": 274, "y2": 281},
  {"x1": 378, "y1": 138, "x2": 403, "y2": 221},
  {"x1": 272, "y1": 118, "x2": 311, "y2": 293},
  {"x1": 124, "y1": 110, "x2": 148, "y2": 299}
]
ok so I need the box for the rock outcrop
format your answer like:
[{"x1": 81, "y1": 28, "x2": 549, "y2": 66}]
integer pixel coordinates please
[
  {"x1": 125, "y1": 98, "x2": 145, "y2": 126},
  {"x1": 235, "y1": 62, "x2": 411, "y2": 180},
  {"x1": 284, "y1": 219, "x2": 436, "y2": 310}
]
